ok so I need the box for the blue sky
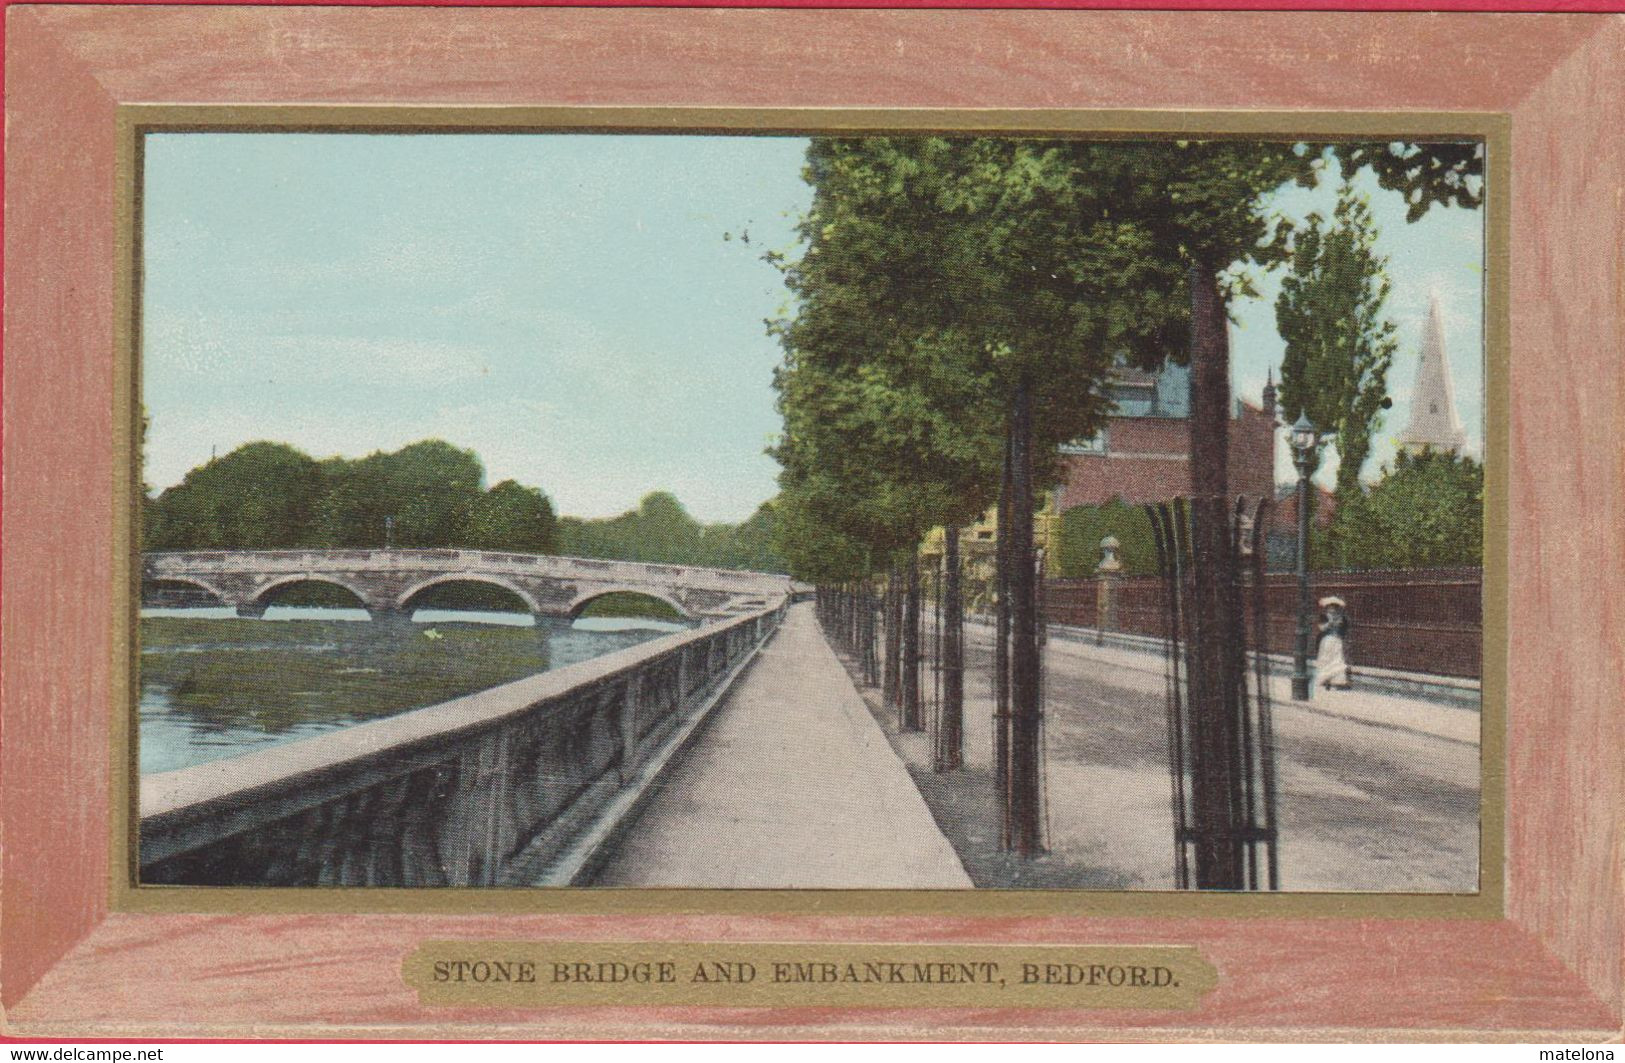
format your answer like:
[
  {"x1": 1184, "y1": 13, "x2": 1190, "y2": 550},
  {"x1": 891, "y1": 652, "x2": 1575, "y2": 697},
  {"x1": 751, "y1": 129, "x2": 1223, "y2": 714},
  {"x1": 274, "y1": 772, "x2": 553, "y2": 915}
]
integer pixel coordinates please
[{"x1": 143, "y1": 134, "x2": 1484, "y2": 520}]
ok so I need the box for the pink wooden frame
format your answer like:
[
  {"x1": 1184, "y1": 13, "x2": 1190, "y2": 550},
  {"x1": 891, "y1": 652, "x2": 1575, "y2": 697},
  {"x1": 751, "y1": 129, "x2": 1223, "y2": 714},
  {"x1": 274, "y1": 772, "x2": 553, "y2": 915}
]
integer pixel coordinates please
[{"x1": 2, "y1": 7, "x2": 1620, "y2": 1039}]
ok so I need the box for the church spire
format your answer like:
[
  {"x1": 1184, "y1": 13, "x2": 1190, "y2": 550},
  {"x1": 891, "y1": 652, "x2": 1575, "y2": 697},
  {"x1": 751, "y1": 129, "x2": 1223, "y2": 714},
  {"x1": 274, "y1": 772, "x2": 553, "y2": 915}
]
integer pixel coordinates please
[{"x1": 1399, "y1": 291, "x2": 1466, "y2": 453}]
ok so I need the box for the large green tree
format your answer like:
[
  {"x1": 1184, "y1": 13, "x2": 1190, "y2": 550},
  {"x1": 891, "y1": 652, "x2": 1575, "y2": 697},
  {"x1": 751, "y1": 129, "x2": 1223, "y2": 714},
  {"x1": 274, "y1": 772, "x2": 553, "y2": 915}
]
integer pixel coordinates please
[
  {"x1": 145, "y1": 441, "x2": 323, "y2": 550},
  {"x1": 306, "y1": 441, "x2": 483, "y2": 548},
  {"x1": 467, "y1": 479, "x2": 559, "y2": 554},
  {"x1": 1275, "y1": 180, "x2": 1399, "y2": 505},
  {"x1": 377, "y1": 440, "x2": 484, "y2": 548},
  {"x1": 1330, "y1": 449, "x2": 1483, "y2": 570},
  {"x1": 773, "y1": 137, "x2": 1190, "y2": 848},
  {"x1": 147, "y1": 438, "x2": 565, "y2": 556}
]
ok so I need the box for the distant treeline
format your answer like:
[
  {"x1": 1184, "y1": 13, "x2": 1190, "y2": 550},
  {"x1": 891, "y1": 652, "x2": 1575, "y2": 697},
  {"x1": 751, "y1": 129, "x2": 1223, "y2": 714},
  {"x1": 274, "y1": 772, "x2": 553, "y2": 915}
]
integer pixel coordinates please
[
  {"x1": 143, "y1": 440, "x2": 558, "y2": 553},
  {"x1": 558, "y1": 492, "x2": 783, "y2": 574},
  {"x1": 143, "y1": 439, "x2": 786, "y2": 574}
]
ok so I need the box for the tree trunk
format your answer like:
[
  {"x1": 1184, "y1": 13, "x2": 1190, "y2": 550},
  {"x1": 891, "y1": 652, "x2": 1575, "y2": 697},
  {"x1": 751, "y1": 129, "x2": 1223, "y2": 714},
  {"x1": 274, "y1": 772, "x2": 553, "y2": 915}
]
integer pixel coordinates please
[
  {"x1": 851, "y1": 581, "x2": 864, "y2": 656},
  {"x1": 1186, "y1": 260, "x2": 1246, "y2": 890},
  {"x1": 883, "y1": 565, "x2": 901, "y2": 711},
  {"x1": 839, "y1": 583, "x2": 849, "y2": 649},
  {"x1": 902, "y1": 552, "x2": 923, "y2": 731},
  {"x1": 851, "y1": 578, "x2": 864, "y2": 653},
  {"x1": 994, "y1": 421, "x2": 1013, "y2": 838},
  {"x1": 936, "y1": 525, "x2": 965, "y2": 771},
  {"x1": 1007, "y1": 374, "x2": 1046, "y2": 856},
  {"x1": 862, "y1": 579, "x2": 878, "y2": 686},
  {"x1": 870, "y1": 581, "x2": 881, "y2": 687},
  {"x1": 931, "y1": 558, "x2": 942, "y2": 723}
]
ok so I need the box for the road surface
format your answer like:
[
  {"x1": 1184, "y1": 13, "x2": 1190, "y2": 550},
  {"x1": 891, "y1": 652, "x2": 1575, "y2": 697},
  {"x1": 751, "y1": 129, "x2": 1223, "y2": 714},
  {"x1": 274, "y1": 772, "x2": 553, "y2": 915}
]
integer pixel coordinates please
[{"x1": 865, "y1": 622, "x2": 1480, "y2": 891}]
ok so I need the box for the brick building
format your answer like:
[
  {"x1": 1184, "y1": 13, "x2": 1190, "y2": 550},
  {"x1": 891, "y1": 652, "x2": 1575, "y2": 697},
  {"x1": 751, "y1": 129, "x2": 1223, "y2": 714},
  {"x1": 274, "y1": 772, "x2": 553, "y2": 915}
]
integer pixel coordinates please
[
  {"x1": 1052, "y1": 360, "x2": 1279, "y2": 513},
  {"x1": 1273, "y1": 481, "x2": 1337, "y2": 532},
  {"x1": 921, "y1": 359, "x2": 1281, "y2": 595}
]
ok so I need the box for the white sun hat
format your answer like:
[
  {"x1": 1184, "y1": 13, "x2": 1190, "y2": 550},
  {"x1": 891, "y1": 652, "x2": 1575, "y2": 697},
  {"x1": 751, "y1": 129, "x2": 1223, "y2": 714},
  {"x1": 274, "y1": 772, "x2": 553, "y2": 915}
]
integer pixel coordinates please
[{"x1": 1318, "y1": 596, "x2": 1346, "y2": 608}]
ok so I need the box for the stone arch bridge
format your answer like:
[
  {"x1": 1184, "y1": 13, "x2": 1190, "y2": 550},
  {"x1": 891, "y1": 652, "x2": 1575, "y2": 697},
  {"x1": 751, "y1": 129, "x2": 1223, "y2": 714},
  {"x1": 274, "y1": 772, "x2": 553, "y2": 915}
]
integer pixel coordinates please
[{"x1": 143, "y1": 549, "x2": 795, "y2": 623}]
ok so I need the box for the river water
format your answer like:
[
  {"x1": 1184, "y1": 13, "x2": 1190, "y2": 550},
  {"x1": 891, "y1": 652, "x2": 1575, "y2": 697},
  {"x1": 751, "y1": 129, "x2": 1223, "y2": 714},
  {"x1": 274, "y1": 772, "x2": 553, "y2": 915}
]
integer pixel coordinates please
[{"x1": 138, "y1": 606, "x2": 690, "y2": 775}]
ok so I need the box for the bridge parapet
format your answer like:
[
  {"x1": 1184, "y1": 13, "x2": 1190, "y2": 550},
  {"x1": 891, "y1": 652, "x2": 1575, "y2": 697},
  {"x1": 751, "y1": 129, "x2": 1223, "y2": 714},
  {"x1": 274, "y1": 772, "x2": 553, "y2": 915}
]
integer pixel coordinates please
[
  {"x1": 139, "y1": 600, "x2": 788, "y2": 887},
  {"x1": 143, "y1": 549, "x2": 794, "y2": 621}
]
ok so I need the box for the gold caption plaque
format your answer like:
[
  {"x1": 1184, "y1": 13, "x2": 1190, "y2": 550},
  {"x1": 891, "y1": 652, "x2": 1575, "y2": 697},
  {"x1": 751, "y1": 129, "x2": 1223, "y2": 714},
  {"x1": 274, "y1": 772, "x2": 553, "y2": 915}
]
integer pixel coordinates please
[{"x1": 404, "y1": 942, "x2": 1218, "y2": 1010}]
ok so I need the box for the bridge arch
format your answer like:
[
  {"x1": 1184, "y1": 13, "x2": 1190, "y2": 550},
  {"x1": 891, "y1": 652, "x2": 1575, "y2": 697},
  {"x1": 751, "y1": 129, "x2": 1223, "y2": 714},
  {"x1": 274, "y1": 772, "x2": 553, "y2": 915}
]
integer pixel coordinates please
[
  {"x1": 394, "y1": 573, "x2": 541, "y2": 617},
  {"x1": 567, "y1": 586, "x2": 693, "y2": 622},
  {"x1": 247, "y1": 575, "x2": 374, "y2": 616}
]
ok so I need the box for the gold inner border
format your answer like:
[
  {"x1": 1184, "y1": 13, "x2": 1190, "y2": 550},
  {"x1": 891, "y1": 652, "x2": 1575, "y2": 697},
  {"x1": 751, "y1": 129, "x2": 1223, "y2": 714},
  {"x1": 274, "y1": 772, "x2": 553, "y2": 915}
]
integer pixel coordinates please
[{"x1": 112, "y1": 105, "x2": 1509, "y2": 919}]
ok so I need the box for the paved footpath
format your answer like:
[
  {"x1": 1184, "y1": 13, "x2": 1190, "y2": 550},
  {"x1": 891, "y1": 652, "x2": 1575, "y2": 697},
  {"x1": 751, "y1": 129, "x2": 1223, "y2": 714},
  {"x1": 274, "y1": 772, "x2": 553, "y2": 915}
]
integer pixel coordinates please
[{"x1": 589, "y1": 601, "x2": 972, "y2": 888}]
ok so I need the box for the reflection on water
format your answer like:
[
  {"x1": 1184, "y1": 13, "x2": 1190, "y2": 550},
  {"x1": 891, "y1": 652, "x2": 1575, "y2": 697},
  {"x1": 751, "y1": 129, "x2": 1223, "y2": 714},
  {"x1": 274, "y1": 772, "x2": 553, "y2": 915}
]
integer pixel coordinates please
[{"x1": 139, "y1": 606, "x2": 690, "y2": 774}]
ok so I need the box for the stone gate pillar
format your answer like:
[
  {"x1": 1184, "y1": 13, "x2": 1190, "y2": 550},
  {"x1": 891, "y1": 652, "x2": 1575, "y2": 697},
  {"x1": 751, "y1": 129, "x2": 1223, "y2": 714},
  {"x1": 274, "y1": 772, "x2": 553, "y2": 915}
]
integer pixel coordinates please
[{"x1": 1096, "y1": 535, "x2": 1123, "y2": 646}]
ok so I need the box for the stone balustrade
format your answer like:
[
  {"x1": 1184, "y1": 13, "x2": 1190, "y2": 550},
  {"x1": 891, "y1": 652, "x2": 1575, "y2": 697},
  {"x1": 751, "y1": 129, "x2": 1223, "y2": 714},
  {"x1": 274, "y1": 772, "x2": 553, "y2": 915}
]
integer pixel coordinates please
[
  {"x1": 139, "y1": 600, "x2": 787, "y2": 887},
  {"x1": 147, "y1": 548, "x2": 790, "y2": 591},
  {"x1": 142, "y1": 548, "x2": 795, "y2": 622}
]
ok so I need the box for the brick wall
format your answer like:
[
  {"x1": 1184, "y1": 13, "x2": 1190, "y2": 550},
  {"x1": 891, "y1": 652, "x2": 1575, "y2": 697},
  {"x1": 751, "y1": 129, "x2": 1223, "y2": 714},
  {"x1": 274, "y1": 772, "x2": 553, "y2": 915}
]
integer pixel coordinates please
[{"x1": 1044, "y1": 567, "x2": 1483, "y2": 679}]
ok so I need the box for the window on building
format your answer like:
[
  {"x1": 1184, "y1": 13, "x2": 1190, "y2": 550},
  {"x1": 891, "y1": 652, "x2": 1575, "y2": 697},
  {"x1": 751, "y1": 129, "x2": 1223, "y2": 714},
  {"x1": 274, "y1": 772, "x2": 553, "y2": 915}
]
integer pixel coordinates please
[{"x1": 1059, "y1": 429, "x2": 1108, "y2": 456}]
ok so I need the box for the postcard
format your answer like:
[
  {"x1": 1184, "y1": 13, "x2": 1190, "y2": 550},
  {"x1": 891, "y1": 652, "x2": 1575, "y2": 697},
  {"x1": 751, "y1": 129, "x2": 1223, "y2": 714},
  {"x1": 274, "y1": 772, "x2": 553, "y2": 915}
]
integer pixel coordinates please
[{"x1": 3, "y1": 5, "x2": 1619, "y2": 1043}]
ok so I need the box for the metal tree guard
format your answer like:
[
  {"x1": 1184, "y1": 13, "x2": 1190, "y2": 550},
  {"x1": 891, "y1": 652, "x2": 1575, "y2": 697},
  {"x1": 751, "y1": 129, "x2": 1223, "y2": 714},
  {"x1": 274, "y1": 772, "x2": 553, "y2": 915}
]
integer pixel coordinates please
[
  {"x1": 1146, "y1": 496, "x2": 1281, "y2": 890},
  {"x1": 931, "y1": 554, "x2": 943, "y2": 728},
  {"x1": 934, "y1": 533, "x2": 965, "y2": 773}
]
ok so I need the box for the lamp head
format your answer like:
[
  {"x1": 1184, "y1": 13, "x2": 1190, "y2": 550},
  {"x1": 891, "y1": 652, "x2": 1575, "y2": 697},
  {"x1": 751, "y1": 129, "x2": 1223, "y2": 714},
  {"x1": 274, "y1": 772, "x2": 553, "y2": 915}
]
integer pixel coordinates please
[{"x1": 1289, "y1": 411, "x2": 1318, "y2": 453}]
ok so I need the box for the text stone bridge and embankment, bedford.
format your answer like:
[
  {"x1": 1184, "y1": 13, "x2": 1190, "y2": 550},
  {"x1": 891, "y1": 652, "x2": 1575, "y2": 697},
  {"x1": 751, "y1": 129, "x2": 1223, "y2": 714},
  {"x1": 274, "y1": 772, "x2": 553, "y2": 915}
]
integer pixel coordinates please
[{"x1": 143, "y1": 548, "x2": 798, "y2": 623}]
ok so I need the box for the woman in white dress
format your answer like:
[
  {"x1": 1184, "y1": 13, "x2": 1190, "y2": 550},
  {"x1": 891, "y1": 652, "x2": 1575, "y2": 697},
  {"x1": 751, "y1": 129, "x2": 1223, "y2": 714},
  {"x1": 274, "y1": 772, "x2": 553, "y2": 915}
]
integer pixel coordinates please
[{"x1": 1315, "y1": 596, "x2": 1352, "y2": 691}]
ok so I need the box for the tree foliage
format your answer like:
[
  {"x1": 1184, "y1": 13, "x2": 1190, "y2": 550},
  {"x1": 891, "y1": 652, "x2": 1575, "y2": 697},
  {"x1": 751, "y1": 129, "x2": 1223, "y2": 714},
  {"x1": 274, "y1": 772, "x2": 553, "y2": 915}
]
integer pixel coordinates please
[
  {"x1": 145, "y1": 439, "x2": 557, "y2": 554},
  {"x1": 1275, "y1": 180, "x2": 1398, "y2": 503},
  {"x1": 146, "y1": 443, "x2": 782, "y2": 570},
  {"x1": 144, "y1": 442, "x2": 324, "y2": 550},
  {"x1": 1053, "y1": 499, "x2": 1161, "y2": 578},
  {"x1": 1335, "y1": 141, "x2": 1484, "y2": 222},
  {"x1": 558, "y1": 493, "x2": 787, "y2": 573},
  {"x1": 1326, "y1": 448, "x2": 1483, "y2": 569},
  {"x1": 766, "y1": 136, "x2": 1485, "y2": 582},
  {"x1": 468, "y1": 480, "x2": 560, "y2": 555},
  {"x1": 330, "y1": 440, "x2": 484, "y2": 548},
  {"x1": 768, "y1": 136, "x2": 1202, "y2": 584},
  {"x1": 715, "y1": 501, "x2": 786, "y2": 575},
  {"x1": 770, "y1": 331, "x2": 1002, "y2": 581}
]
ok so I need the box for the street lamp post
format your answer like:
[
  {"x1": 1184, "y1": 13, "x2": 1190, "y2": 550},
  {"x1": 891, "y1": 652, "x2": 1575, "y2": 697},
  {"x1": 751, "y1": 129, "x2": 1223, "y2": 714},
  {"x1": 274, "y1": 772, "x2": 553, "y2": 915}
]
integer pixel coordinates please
[{"x1": 1289, "y1": 412, "x2": 1320, "y2": 701}]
